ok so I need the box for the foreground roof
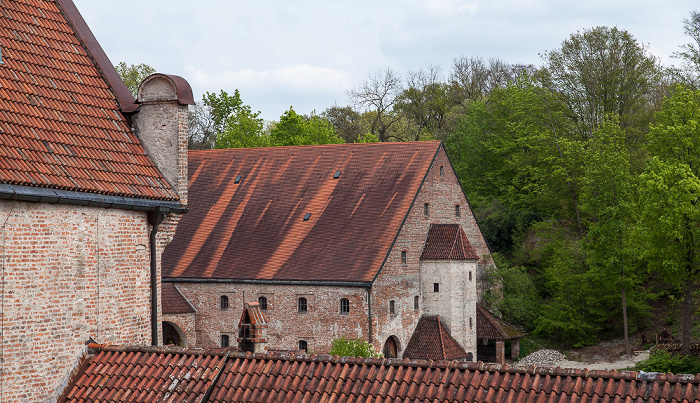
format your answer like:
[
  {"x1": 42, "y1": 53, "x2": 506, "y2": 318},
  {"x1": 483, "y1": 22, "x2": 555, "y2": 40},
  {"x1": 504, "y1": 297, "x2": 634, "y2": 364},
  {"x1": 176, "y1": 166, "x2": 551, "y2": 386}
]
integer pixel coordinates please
[
  {"x1": 477, "y1": 304, "x2": 527, "y2": 340},
  {"x1": 0, "y1": 0, "x2": 177, "y2": 200},
  {"x1": 163, "y1": 142, "x2": 442, "y2": 283},
  {"x1": 403, "y1": 315, "x2": 468, "y2": 361},
  {"x1": 61, "y1": 344, "x2": 700, "y2": 402},
  {"x1": 420, "y1": 223, "x2": 479, "y2": 260}
]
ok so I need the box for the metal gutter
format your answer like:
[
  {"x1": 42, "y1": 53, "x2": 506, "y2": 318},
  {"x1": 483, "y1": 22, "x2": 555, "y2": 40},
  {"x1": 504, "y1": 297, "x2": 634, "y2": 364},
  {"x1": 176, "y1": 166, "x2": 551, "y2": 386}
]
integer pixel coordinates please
[
  {"x1": 0, "y1": 184, "x2": 187, "y2": 214},
  {"x1": 163, "y1": 277, "x2": 372, "y2": 288}
]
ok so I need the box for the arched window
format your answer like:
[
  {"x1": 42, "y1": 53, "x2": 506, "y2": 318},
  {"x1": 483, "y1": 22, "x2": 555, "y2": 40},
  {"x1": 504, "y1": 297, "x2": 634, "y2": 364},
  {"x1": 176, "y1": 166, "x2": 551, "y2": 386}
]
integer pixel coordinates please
[
  {"x1": 220, "y1": 295, "x2": 229, "y2": 310},
  {"x1": 340, "y1": 298, "x2": 350, "y2": 314},
  {"x1": 298, "y1": 297, "x2": 307, "y2": 313},
  {"x1": 299, "y1": 340, "x2": 308, "y2": 352},
  {"x1": 221, "y1": 334, "x2": 229, "y2": 347},
  {"x1": 258, "y1": 296, "x2": 268, "y2": 310},
  {"x1": 440, "y1": 165, "x2": 445, "y2": 177},
  {"x1": 414, "y1": 296, "x2": 419, "y2": 310},
  {"x1": 389, "y1": 300, "x2": 396, "y2": 315},
  {"x1": 401, "y1": 251, "x2": 407, "y2": 265}
]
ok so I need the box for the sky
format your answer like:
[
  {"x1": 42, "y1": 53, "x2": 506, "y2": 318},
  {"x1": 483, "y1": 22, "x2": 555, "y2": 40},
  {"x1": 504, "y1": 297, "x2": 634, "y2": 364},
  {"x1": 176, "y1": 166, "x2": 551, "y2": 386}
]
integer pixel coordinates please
[{"x1": 73, "y1": 0, "x2": 697, "y2": 121}]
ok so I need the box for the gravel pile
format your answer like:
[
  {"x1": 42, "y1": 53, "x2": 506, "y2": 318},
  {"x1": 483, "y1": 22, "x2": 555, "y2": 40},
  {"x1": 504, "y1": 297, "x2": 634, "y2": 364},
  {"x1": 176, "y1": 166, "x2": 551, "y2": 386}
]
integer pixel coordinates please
[{"x1": 516, "y1": 349, "x2": 566, "y2": 367}]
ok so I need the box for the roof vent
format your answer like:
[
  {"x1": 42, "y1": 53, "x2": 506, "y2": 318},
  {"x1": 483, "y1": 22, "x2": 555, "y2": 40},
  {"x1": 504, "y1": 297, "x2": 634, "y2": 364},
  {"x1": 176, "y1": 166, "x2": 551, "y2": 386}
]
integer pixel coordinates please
[
  {"x1": 333, "y1": 171, "x2": 341, "y2": 179},
  {"x1": 303, "y1": 213, "x2": 311, "y2": 221},
  {"x1": 0, "y1": 45, "x2": 4, "y2": 64},
  {"x1": 234, "y1": 175, "x2": 242, "y2": 184}
]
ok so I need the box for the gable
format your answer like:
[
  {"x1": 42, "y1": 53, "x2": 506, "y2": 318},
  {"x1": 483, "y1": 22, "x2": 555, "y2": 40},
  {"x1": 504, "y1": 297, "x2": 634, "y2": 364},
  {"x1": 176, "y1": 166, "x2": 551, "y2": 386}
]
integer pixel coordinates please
[
  {"x1": 420, "y1": 223, "x2": 479, "y2": 260},
  {"x1": 0, "y1": 0, "x2": 177, "y2": 200},
  {"x1": 162, "y1": 142, "x2": 441, "y2": 283}
]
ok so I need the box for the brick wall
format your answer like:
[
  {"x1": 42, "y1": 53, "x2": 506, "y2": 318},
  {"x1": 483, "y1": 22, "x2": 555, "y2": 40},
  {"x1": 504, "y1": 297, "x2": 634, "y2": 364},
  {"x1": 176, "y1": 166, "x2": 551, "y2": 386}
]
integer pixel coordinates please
[
  {"x1": 172, "y1": 282, "x2": 369, "y2": 354},
  {"x1": 0, "y1": 201, "x2": 155, "y2": 401},
  {"x1": 163, "y1": 312, "x2": 196, "y2": 346}
]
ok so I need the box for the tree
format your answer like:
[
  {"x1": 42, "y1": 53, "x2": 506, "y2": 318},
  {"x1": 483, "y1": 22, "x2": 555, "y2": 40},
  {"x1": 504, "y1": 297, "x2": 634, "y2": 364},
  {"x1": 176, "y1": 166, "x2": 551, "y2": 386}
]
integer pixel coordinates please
[
  {"x1": 329, "y1": 337, "x2": 380, "y2": 357},
  {"x1": 347, "y1": 69, "x2": 404, "y2": 141},
  {"x1": 322, "y1": 105, "x2": 366, "y2": 143},
  {"x1": 196, "y1": 90, "x2": 266, "y2": 149},
  {"x1": 269, "y1": 108, "x2": 341, "y2": 146},
  {"x1": 539, "y1": 26, "x2": 661, "y2": 140},
  {"x1": 672, "y1": 11, "x2": 700, "y2": 88},
  {"x1": 636, "y1": 85, "x2": 700, "y2": 355},
  {"x1": 115, "y1": 62, "x2": 155, "y2": 97},
  {"x1": 448, "y1": 57, "x2": 520, "y2": 105},
  {"x1": 396, "y1": 66, "x2": 450, "y2": 140}
]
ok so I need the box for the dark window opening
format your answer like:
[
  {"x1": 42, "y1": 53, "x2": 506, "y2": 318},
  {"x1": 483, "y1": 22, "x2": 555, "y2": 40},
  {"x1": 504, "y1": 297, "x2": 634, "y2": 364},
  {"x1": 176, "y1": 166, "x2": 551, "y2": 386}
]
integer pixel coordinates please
[
  {"x1": 455, "y1": 204, "x2": 461, "y2": 217},
  {"x1": 258, "y1": 296, "x2": 268, "y2": 310},
  {"x1": 0, "y1": 46, "x2": 3, "y2": 64},
  {"x1": 414, "y1": 296, "x2": 419, "y2": 310},
  {"x1": 389, "y1": 300, "x2": 396, "y2": 315},
  {"x1": 469, "y1": 317, "x2": 473, "y2": 328},
  {"x1": 440, "y1": 166, "x2": 444, "y2": 177},
  {"x1": 334, "y1": 170, "x2": 341, "y2": 179},
  {"x1": 234, "y1": 175, "x2": 242, "y2": 184},
  {"x1": 303, "y1": 213, "x2": 311, "y2": 221},
  {"x1": 433, "y1": 283, "x2": 440, "y2": 292},
  {"x1": 340, "y1": 298, "x2": 350, "y2": 314},
  {"x1": 424, "y1": 203, "x2": 429, "y2": 217},
  {"x1": 298, "y1": 297, "x2": 307, "y2": 313},
  {"x1": 401, "y1": 251, "x2": 407, "y2": 265},
  {"x1": 299, "y1": 340, "x2": 308, "y2": 352},
  {"x1": 469, "y1": 271, "x2": 472, "y2": 281},
  {"x1": 220, "y1": 295, "x2": 229, "y2": 310},
  {"x1": 221, "y1": 334, "x2": 230, "y2": 347}
]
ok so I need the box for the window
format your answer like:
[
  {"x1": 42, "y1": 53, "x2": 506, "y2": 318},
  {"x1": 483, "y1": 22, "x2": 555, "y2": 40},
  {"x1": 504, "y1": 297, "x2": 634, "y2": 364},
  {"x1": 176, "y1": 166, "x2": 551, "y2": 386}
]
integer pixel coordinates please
[
  {"x1": 299, "y1": 340, "x2": 308, "y2": 352},
  {"x1": 234, "y1": 175, "x2": 242, "y2": 184},
  {"x1": 440, "y1": 165, "x2": 444, "y2": 177},
  {"x1": 469, "y1": 317, "x2": 473, "y2": 329},
  {"x1": 220, "y1": 295, "x2": 229, "y2": 310},
  {"x1": 303, "y1": 213, "x2": 311, "y2": 221},
  {"x1": 340, "y1": 298, "x2": 350, "y2": 314},
  {"x1": 298, "y1": 297, "x2": 307, "y2": 313},
  {"x1": 414, "y1": 296, "x2": 419, "y2": 310},
  {"x1": 424, "y1": 203, "x2": 429, "y2": 217},
  {"x1": 258, "y1": 296, "x2": 268, "y2": 310},
  {"x1": 334, "y1": 170, "x2": 341, "y2": 179},
  {"x1": 401, "y1": 251, "x2": 407, "y2": 265},
  {"x1": 221, "y1": 334, "x2": 230, "y2": 347},
  {"x1": 455, "y1": 204, "x2": 461, "y2": 217},
  {"x1": 389, "y1": 300, "x2": 396, "y2": 315},
  {"x1": 469, "y1": 271, "x2": 472, "y2": 281},
  {"x1": 433, "y1": 283, "x2": 440, "y2": 292}
]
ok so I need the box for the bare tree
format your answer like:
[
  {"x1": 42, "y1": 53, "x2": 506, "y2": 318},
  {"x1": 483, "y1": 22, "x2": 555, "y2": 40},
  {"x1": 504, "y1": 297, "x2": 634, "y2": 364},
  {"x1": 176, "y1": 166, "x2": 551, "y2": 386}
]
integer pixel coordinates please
[{"x1": 347, "y1": 69, "x2": 404, "y2": 142}]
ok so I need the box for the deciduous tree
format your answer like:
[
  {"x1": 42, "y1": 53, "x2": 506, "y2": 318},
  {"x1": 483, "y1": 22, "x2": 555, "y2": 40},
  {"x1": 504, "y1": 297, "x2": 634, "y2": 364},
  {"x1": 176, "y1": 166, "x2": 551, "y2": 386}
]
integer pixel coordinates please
[{"x1": 115, "y1": 62, "x2": 155, "y2": 97}]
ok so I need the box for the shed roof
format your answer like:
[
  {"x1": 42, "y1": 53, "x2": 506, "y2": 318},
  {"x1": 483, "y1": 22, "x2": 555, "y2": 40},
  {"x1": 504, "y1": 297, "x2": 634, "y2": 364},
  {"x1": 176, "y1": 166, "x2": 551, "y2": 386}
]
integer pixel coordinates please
[
  {"x1": 0, "y1": 0, "x2": 177, "y2": 200},
  {"x1": 477, "y1": 303, "x2": 527, "y2": 340},
  {"x1": 162, "y1": 142, "x2": 442, "y2": 283},
  {"x1": 60, "y1": 343, "x2": 700, "y2": 402},
  {"x1": 162, "y1": 284, "x2": 195, "y2": 315},
  {"x1": 420, "y1": 223, "x2": 479, "y2": 260},
  {"x1": 403, "y1": 315, "x2": 468, "y2": 361}
]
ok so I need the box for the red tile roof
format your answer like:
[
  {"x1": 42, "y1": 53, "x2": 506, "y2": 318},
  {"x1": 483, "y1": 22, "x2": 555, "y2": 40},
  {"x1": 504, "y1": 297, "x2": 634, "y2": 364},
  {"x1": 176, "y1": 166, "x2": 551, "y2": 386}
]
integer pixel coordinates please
[
  {"x1": 162, "y1": 142, "x2": 442, "y2": 283},
  {"x1": 420, "y1": 223, "x2": 479, "y2": 260},
  {"x1": 477, "y1": 303, "x2": 527, "y2": 340},
  {"x1": 403, "y1": 315, "x2": 468, "y2": 361},
  {"x1": 162, "y1": 283, "x2": 195, "y2": 314},
  {"x1": 61, "y1": 344, "x2": 700, "y2": 402},
  {"x1": 0, "y1": 0, "x2": 178, "y2": 200}
]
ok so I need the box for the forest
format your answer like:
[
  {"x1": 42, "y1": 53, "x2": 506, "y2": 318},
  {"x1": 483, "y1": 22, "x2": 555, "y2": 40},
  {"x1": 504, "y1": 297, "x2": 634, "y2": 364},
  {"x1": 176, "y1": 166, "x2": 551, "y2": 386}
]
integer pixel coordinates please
[{"x1": 121, "y1": 12, "x2": 700, "y2": 356}]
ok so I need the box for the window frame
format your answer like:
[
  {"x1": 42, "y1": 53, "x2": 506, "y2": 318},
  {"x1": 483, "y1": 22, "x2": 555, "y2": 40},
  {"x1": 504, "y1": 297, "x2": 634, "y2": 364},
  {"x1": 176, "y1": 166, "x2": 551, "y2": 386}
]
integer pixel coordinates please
[
  {"x1": 340, "y1": 298, "x2": 350, "y2": 315},
  {"x1": 221, "y1": 334, "x2": 230, "y2": 347},
  {"x1": 414, "y1": 295, "x2": 419, "y2": 310},
  {"x1": 299, "y1": 340, "x2": 308, "y2": 352},
  {"x1": 400, "y1": 250, "x2": 407, "y2": 265},
  {"x1": 389, "y1": 300, "x2": 396, "y2": 315},
  {"x1": 298, "y1": 297, "x2": 308, "y2": 313},
  {"x1": 220, "y1": 295, "x2": 229, "y2": 310},
  {"x1": 424, "y1": 203, "x2": 429, "y2": 217},
  {"x1": 258, "y1": 295, "x2": 268, "y2": 310}
]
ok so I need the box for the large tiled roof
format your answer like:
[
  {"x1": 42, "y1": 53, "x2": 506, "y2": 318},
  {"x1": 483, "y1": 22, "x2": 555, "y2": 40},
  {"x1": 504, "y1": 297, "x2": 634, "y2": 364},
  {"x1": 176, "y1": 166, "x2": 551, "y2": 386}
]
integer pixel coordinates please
[
  {"x1": 162, "y1": 142, "x2": 442, "y2": 283},
  {"x1": 0, "y1": 0, "x2": 178, "y2": 200},
  {"x1": 61, "y1": 344, "x2": 700, "y2": 402},
  {"x1": 420, "y1": 223, "x2": 479, "y2": 260},
  {"x1": 403, "y1": 315, "x2": 468, "y2": 361},
  {"x1": 477, "y1": 303, "x2": 527, "y2": 340},
  {"x1": 162, "y1": 283, "x2": 195, "y2": 314}
]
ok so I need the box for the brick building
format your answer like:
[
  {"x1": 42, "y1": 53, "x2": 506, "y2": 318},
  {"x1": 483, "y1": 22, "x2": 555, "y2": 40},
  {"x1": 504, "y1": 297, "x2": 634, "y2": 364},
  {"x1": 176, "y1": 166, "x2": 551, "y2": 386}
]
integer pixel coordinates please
[
  {"x1": 162, "y1": 142, "x2": 492, "y2": 359},
  {"x1": 0, "y1": 0, "x2": 191, "y2": 400}
]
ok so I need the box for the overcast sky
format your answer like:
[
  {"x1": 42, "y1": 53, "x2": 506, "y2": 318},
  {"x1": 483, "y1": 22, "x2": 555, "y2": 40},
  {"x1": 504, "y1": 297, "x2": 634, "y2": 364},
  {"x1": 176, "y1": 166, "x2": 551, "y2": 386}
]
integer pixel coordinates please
[{"x1": 73, "y1": 0, "x2": 697, "y2": 121}]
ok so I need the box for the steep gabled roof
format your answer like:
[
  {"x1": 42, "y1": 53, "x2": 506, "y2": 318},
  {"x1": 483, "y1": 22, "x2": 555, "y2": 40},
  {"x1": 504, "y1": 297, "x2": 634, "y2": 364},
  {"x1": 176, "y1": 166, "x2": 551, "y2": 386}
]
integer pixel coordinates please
[
  {"x1": 420, "y1": 223, "x2": 479, "y2": 260},
  {"x1": 162, "y1": 284, "x2": 195, "y2": 315},
  {"x1": 403, "y1": 315, "x2": 468, "y2": 361},
  {"x1": 0, "y1": 0, "x2": 178, "y2": 200},
  {"x1": 477, "y1": 303, "x2": 526, "y2": 340},
  {"x1": 61, "y1": 343, "x2": 700, "y2": 402},
  {"x1": 163, "y1": 142, "x2": 442, "y2": 283}
]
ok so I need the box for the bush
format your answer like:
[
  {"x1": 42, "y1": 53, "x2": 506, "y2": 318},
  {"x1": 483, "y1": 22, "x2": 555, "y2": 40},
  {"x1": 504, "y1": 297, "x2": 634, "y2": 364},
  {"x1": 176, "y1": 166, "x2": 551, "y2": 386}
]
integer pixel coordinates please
[
  {"x1": 329, "y1": 337, "x2": 380, "y2": 358},
  {"x1": 635, "y1": 350, "x2": 700, "y2": 375}
]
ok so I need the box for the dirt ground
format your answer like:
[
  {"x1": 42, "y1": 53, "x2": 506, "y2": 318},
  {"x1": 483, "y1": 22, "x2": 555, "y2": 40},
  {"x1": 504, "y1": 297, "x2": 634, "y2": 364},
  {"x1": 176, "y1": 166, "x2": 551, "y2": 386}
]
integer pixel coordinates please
[{"x1": 559, "y1": 338, "x2": 649, "y2": 370}]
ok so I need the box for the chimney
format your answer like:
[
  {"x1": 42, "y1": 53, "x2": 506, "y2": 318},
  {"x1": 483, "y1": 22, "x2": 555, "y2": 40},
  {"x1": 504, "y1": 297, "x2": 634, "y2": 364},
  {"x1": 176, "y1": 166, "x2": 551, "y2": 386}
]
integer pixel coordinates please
[
  {"x1": 131, "y1": 74, "x2": 194, "y2": 205},
  {"x1": 238, "y1": 302, "x2": 268, "y2": 353}
]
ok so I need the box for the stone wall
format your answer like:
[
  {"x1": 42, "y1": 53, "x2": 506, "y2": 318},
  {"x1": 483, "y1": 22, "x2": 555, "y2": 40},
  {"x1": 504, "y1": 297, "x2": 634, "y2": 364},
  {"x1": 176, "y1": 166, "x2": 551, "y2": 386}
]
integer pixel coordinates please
[{"x1": 0, "y1": 201, "x2": 155, "y2": 401}]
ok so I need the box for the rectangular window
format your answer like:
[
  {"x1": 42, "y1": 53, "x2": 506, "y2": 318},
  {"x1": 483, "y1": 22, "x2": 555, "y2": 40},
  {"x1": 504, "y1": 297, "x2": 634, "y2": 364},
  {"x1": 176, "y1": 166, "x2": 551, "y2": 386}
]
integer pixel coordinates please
[
  {"x1": 414, "y1": 296, "x2": 419, "y2": 310},
  {"x1": 433, "y1": 283, "x2": 439, "y2": 292},
  {"x1": 340, "y1": 298, "x2": 350, "y2": 314},
  {"x1": 401, "y1": 251, "x2": 407, "y2": 265},
  {"x1": 389, "y1": 300, "x2": 396, "y2": 315},
  {"x1": 424, "y1": 203, "x2": 429, "y2": 217},
  {"x1": 298, "y1": 297, "x2": 307, "y2": 313},
  {"x1": 455, "y1": 204, "x2": 461, "y2": 217},
  {"x1": 221, "y1": 334, "x2": 230, "y2": 347}
]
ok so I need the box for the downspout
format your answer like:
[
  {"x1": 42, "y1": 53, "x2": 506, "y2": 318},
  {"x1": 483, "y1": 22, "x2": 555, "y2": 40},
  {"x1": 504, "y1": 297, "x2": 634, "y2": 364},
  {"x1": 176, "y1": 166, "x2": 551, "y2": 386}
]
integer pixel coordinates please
[
  {"x1": 148, "y1": 207, "x2": 167, "y2": 346},
  {"x1": 367, "y1": 287, "x2": 373, "y2": 344}
]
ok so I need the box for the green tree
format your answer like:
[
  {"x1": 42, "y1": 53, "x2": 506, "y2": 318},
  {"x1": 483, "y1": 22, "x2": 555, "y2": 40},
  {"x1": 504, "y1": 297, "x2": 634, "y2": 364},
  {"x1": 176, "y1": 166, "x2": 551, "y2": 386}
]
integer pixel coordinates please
[
  {"x1": 396, "y1": 66, "x2": 450, "y2": 140},
  {"x1": 329, "y1": 337, "x2": 380, "y2": 357},
  {"x1": 115, "y1": 62, "x2": 155, "y2": 97},
  {"x1": 270, "y1": 108, "x2": 342, "y2": 147},
  {"x1": 636, "y1": 85, "x2": 700, "y2": 355},
  {"x1": 673, "y1": 11, "x2": 700, "y2": 87},
  {"x1": 323, "y1": 105, "x2": 367, "y2": 143},
  {"x1": 198, "y1": 90, "x2": 266, "y2": 149}
]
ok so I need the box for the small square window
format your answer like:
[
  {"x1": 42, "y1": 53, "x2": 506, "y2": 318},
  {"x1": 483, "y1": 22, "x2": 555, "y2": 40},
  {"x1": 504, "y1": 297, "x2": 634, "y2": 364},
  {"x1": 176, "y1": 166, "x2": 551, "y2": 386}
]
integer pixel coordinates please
[
  {"x1": 299, "y1": 340, "x2": 308, "y2": 352},
  {"x1": 433, "y1": 283, "x2": 439, "y2": 292},
  {"x1": 455, "y1": 204, "x2": 461, "y2": 217},
  {"x1": 424, "y1": 203, "x2": 429, "y2": 217},
  {"x1": 298, "y1": 297, "x2": 307, "y2": 313},
  {"x1": 401, "y1": 251, "x2": 407, "y2": 265},
  {"x1": 340, "y1": 298, "x2": 350, "y2": 314}
]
